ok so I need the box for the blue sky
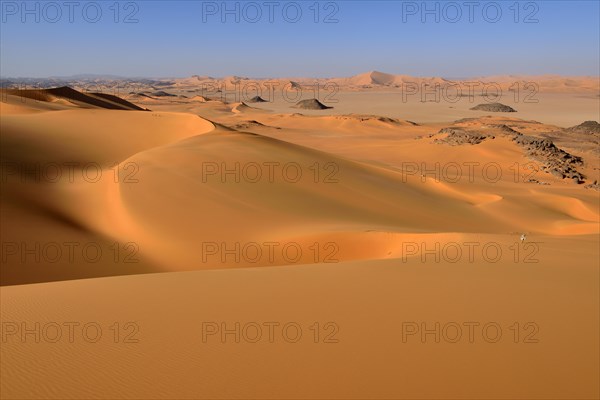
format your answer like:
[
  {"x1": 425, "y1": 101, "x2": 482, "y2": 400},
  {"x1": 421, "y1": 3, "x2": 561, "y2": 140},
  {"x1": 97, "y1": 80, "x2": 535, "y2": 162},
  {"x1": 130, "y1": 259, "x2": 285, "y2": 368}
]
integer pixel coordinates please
[{"x1": 1, "y1": 0, "x2": 599, "y2": 78}]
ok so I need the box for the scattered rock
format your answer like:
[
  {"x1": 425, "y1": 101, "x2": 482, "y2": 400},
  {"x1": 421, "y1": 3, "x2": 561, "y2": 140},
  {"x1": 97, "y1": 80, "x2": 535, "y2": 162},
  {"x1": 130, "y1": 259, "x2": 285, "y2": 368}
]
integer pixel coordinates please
[
  {"x1": 565, "y1": 120, "x2": 600, "y2": 135},
  {"x1": 486, "y1": 124, "x2": 521, "y2": 134},
  {"x1": 292, "y1": 99, "x2": 332, "y2": 110},
  {"x1": 470, "y1": 103, "x2": 517, "y2": 112},
  {"x1": 453, "y1": 117, "x2": 478, "y2": 124},
  {"x1": 131, "y1": 92, "x2": 155, "y2": 99},
  {"x1": 150, "y1": 90, "x2": 176, "y2": 97},
  {"x1": 524, "y1": 178, "x2": 550, "y2": 185},
  {"x1": 230, "y1": 120, "x2": 280, "y2": 130},
  {"x1": 335, "y1": 114, "x2": 417, "y2": 125},
  {"x1": 584, "y1": 180, "x2": 599, "y2": 191},
  {"x1": 434, "y1": 128, "x2": 494, "y2": 146},
  {"x1": 247, "y1": 96, "x2": 268, "y2": 103},
  {"x1": 511, "y1": 133, "x2": 585, "y2": 183}
]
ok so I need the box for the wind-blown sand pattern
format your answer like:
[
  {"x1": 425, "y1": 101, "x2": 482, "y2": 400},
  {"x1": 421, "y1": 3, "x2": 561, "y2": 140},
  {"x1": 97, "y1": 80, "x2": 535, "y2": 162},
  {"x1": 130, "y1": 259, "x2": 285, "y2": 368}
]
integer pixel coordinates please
[{"x1": 1, "y1": 74, "x2": 599, "y2": 399}]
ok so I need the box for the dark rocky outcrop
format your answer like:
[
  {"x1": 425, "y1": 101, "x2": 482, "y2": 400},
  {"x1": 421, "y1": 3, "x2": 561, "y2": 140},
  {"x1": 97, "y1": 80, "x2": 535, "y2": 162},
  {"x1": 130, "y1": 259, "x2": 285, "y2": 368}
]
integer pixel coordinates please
[
  {"x1": 150, "y1": 91, "x2": 176, "y2": 97},
  {"x1": 434, "y1": 128, "x2": 494, "y2": 146},
  {"x1": 486, "y1": 124, "x2": 521, "y2": 134},
  {"x1": 247, "y1": 96, "x2": 268, "y2": 103},
  {"x1": 511, "y1": 133, "x2": 585, "y2": 183},
  {"x1": 470, "y1": 103, "x2": 517, "y2": 112},
  {"x1": 565, "y1": 121, "x2": 600, "y2": 135},
  {"x1": 230, "y1": 120, "x2": 281, "y2": 130},
  {"x1": 292, "y1": 99, "x2": 332, "y2": 110}
]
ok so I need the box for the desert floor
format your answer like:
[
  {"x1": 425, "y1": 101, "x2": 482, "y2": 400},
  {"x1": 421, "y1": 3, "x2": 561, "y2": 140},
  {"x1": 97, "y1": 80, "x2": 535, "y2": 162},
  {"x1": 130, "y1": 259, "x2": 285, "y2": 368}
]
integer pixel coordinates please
[{"x1": 1, "y1": 83, "x2": 598, "y2": 399}]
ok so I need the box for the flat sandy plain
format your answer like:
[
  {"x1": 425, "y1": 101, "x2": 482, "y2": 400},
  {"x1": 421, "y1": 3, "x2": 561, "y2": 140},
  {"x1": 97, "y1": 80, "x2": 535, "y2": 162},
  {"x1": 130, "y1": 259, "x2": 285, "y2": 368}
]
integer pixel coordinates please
[{"x1": 1, "y1": 72, "x2": 599, "y2": 399}]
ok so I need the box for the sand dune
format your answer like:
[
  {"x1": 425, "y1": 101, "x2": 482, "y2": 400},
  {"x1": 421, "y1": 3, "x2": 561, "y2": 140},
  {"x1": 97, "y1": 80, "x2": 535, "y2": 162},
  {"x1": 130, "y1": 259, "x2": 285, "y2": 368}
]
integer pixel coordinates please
[
  {"x1": 1, "y1": 85, "x2": 598, "y2": 398},
  {"x1": 231, "y1": 101, "x2": 267, "y2": 114},
  {"x1": 1, "y1": 86, "x2": 146, "y2": 110},
  {"x1": 2, "y1": 87, "x2": 598, "y2": 282},
  {"x1": 1, "y1": 109, "x2": 212, "y2": 166},
  {"x1": 2, "y1": 240, "x2": 598, "y2": 399},
  {"x1": 190, "y1": 95, "x2": 211, "y2": 102},
  {"x1": 349, "y1": 70, "x2": 399, "y2": 86}
]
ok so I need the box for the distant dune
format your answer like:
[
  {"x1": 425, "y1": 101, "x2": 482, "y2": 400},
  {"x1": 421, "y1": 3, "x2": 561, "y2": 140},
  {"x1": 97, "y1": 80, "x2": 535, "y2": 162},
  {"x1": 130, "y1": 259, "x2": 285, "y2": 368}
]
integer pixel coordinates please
[{"x1": 164, "y1": 71, "x2": 598, "y2": 94}]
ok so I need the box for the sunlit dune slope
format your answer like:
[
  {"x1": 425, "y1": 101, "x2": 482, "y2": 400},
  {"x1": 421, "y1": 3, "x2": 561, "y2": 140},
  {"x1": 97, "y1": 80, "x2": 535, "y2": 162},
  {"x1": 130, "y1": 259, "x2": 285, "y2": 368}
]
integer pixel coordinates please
[
  {"x1": 1, "y1": 88, "x2": 598, "y2": 286},
  {"x1": 1, "y1": 86, "x2": 146, "y2": 110},
  {"x1": 1, "y1": 243, "x2": 598, "y2": 399}
]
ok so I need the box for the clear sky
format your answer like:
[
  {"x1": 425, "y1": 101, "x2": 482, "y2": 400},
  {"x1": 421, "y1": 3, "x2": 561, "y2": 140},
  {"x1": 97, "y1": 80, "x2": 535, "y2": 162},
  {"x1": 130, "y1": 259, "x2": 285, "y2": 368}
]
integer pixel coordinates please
[{"x1": 1, "y1": 0, "x2": 599, "y2": 78}]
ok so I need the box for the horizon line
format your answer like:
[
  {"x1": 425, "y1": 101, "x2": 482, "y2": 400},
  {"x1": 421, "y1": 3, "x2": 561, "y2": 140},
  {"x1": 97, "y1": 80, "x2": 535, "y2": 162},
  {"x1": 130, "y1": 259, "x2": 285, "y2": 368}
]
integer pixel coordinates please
[{"x1": 2, "y1": 71, "x2": 599, "y2": 81}]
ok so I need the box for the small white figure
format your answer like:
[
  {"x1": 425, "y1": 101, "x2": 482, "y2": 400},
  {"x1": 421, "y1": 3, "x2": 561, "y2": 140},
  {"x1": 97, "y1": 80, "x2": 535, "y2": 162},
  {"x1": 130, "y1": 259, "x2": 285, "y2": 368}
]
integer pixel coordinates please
[{"x1": 520, "y1": 233, "x2": 527, "y2": 242}]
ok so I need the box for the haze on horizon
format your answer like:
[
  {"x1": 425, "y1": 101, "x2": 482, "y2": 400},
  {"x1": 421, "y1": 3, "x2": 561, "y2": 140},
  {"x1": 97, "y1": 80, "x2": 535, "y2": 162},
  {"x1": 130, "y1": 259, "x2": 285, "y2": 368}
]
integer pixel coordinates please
[{"x1": 1, "y1": 0, "x2": 599, "y2": 78}]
